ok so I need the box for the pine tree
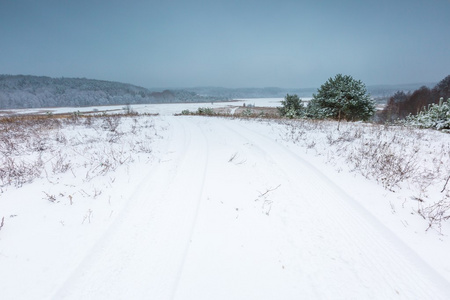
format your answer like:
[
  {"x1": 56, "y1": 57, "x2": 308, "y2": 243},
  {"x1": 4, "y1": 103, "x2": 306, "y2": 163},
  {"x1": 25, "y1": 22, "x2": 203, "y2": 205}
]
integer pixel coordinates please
[
  {"x1": 278, "y1": 94, "x2": 304, "y2": 118},
  {"x1": 405, "y1": 97, "x2": 450, "y2": 130},
  {"x1": 307, "y1": 74, "x2": 375, "y2": 121}
]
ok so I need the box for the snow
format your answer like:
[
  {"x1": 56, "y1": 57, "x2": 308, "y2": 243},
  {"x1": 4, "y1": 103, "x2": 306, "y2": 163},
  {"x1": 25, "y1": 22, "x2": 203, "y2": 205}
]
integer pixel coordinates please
[
  {"x1": 1, "y1": 101, "x2": 450, "y2": 299},
  {"x1": 0, "y1": 97, "x2": 313, "y2": 117}
]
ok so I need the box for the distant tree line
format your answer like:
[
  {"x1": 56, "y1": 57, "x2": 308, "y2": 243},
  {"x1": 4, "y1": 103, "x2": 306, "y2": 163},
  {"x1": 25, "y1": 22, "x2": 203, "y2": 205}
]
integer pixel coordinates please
[
  {"x1": 378, "y1": 75, "x2": 450, "y2": 123},
  {"x1": 0, "y1": 75, "x2": 223, "y2": 109}
]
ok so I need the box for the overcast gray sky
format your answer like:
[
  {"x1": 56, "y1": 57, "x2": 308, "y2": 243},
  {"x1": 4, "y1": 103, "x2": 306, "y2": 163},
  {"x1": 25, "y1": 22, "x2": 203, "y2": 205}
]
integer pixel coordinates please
[{"x1": 1, "y1": 0, "x2": 449, "y2": 88}]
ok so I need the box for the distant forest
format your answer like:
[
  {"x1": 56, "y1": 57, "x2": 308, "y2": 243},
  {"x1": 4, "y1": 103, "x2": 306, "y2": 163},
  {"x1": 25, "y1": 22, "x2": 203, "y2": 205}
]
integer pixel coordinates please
[
  {"x1": 0, "y1": 75, "x2": 224, "y2": 109},
  {"x1": 379, "y1": 75, "x2": 450, "y2": 122}
]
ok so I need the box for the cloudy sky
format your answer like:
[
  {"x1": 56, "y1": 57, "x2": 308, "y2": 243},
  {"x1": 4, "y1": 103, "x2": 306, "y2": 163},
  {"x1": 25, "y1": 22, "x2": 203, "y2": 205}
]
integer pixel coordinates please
[{"x1": 1, "y1": 0, "x2": 449, "y2": 88}]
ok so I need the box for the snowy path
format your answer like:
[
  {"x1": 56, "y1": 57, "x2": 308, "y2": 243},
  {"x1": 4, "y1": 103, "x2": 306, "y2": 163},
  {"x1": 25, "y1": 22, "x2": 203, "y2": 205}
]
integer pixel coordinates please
[
  {"x1": 53, "y1": 118, "x2": 209, "y2": 299},
  {"x1": 48, "y1": 116, "x2": 450, "y2": 299}
]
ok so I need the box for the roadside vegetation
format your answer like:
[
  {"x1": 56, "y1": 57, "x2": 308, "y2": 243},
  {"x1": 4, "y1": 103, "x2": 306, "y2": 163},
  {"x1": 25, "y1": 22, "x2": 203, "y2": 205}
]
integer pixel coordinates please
[
  {"x1": 276, "y1": 119, "x2": 450, "y2": 232},
  {"x1": 0, "y1": 111, "x2": 160, "y2": 201}
]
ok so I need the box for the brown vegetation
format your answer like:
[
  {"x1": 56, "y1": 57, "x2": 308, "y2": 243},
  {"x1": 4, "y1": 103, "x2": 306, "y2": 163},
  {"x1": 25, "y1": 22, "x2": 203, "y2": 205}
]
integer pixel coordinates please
[{"x1": 379, "y1": 75, "x2": 450, "y2": 123}]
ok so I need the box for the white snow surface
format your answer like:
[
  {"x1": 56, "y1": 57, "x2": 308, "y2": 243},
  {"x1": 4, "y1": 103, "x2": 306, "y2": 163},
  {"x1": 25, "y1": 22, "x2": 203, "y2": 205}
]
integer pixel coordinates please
[{"x1": 1, "y1": 101, "x2": 450, "y2": 299}]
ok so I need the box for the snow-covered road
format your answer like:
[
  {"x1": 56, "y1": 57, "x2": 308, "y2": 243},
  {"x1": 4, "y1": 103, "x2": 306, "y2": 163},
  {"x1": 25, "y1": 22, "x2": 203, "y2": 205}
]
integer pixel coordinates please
[{"x1": 47, "y1": 116, "x2": 450, "y2": 299}]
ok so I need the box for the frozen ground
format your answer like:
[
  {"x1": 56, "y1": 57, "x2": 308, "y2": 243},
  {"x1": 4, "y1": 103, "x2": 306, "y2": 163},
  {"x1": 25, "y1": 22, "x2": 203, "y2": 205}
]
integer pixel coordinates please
[{"x1": 0, "y1": 102, "x2": 449, "y2": 299}]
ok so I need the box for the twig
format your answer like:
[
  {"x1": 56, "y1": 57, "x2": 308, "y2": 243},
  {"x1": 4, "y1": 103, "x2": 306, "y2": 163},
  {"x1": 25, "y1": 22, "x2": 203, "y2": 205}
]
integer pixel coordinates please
[
  {"x1": 43, "y1": 191, "x2": 56, "y2": 202},
  {"x1": 82, "y1": 209, "x2": 93, "y2": 224},
  {"x1": 441, "y1": 174, "x2": 450, "y2": 193},
  {"x1": 258, "y1": 184, "x2": 281, "y2": 197},
  {"x1": 228, "y1": 152, "x2": 238, "y2": 162}
]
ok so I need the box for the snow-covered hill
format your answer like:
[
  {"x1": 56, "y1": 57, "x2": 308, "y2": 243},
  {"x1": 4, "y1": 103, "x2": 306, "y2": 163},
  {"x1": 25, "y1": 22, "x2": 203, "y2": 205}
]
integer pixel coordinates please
[{"x1": 0, "y1": 75, "x2": 223, "y2": 109}]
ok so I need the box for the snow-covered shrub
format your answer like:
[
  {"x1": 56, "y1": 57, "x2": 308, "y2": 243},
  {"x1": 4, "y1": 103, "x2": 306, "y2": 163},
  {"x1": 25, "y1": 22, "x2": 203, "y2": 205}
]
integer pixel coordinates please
[
  {"x1": 418, "y1": 197, "x2": 450, "y2": 232},
  {"x1": 346, "y1": 137, "x2": 419, "y2": 190},
  {"x1": 404, "y1": 98, "x2": 450, "y2": 131},
  {"x1": 0, "y1": 113, "x2": 159, "y2": 189},
  {"x1": 242, "y1": 108, "x2": 254, "y2": 117},
  {"x1": 278, "y1": 94, "x2": 304, "y2": 118},
  {"x1": 197, "y1": 107, "x2": 215, "y2": 115},
  {"x1": 0, "y1": 157, "x2": 43, "y2": 187},
  {"x1": 101, "y1": 115, "x2": 121, "y2": 132}
]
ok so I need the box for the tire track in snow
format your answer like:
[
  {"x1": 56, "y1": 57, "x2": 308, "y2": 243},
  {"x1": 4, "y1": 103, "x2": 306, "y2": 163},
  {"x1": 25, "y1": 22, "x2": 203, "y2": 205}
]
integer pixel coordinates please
[
  {"x1": 170, "y1": 118, "x2": 210, "y2": 299},
  {"x1": 53, "y1": 117, "x2": 209, "y2": 299},
  {"x1": 216, "y1": 119, "x2": 450, "y2": 299}
]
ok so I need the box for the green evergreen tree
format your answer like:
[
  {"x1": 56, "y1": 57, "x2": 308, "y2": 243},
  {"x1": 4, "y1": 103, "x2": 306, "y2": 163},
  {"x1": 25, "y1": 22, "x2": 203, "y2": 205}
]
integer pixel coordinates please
[
  {"x1": 278, "y1": 94, "x2": 304, "y2": 118},
  {"x1": 307, "y1": 74, "x2": 375, "y2": 121},
  {"x1": 405, "y1": 97, "x2": 450, "y2": 130}
]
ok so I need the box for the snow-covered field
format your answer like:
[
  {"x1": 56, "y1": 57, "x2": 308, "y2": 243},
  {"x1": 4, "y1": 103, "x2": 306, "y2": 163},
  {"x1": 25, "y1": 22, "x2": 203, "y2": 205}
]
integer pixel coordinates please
[
  {"x1": 0, "y1": 98, "x2": 288, "y2": 117},
  {"x1": 1, "y1": 101, "x2": 450, "y2": 299}
]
